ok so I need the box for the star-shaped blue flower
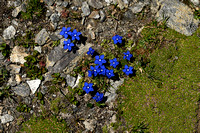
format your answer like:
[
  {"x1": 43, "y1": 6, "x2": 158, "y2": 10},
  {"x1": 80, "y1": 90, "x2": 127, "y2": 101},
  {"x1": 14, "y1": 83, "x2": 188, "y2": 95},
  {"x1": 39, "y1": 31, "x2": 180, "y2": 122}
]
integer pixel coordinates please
[
  {"x1": 93, "y1": 92, "x2": 104, "y2": 102},
  {"x1": 112, "y1": 35, "x2": 122, "y2": 44},
  {"x1": 123, "y1": 65, "x2": 133, "y2": 75},
  {"x1": 71, "y1": 29, "x2": 81, "y2": 41},
  {"x1": 99, "y1": 65, "x2": 106, "y2": 75},
  {"x1": 94, "y1": 55, "x2": 106, "y2": 66},
  {"x1": 87, "y1": 47, "x2": 95, "y2": 56},
  {"x1": 109, "y1": 58, "x2": 119, "y2": 68},
  {"x1": 106, "y1": 69, "x2": 115, "y2": 79},
  {"x1": 60, "y1": 27, "x2": 72, "y2": 39},
  {"x1": 123, "y1": 51, "x2": 133, "y2": 61},
  {"x1": 90, "y1": 65, "x2": 100, "y2": 77},
  {"x1": 63, "y1": 39, "x2": 74, "y2": 51},
  {"x1": 83, "y1": 82, "x2": 94, "y2": 94}
]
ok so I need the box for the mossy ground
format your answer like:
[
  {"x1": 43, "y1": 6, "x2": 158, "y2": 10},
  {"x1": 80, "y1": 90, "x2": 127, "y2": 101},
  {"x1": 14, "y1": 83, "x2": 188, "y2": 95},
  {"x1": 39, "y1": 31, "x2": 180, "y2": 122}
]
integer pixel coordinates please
[{"x1": 117, "y1": 24, "x2": 200, "y2": 132}]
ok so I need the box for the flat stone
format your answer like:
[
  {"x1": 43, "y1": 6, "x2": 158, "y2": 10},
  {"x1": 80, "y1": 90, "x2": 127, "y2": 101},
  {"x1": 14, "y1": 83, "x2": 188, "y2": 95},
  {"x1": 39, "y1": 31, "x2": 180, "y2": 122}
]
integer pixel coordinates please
[
  {"x1": 35, "y1": 28, "x2": 49, "y2": 45},
  {"x1": 62, "y1": 1, "x2": 69, "y2": 7},
  {"x1": 15, "y1": 74, "x2": 22, "y2": 84},
  {"x1": 13, "y1": 83, "x2": 30, "y2": 97},
  {"x1": 117, "y1": 0, "x2": 129, "y2": 9},
  {"x1": 66, "y1": 75, "x2": 76, "y2": 87},
  {"x1": 83, "y1": 119, "x2": 96, "y2": 131},
  {"x1": 8, "y1": 64, "x2": 21, "y2": 74},
  {"x1": 3, "y1": 26, "x2": 16, "y2": 40},
  {"x1": 26, "y1": 79, "x2": 41, "y2": 94},
  {"x1": 100, "y1": 10, "x2": 106, "y2": 22},
  {"x1": 12, "y1": 6, "x2": 22, "y2": 17},
  {"x1": 0, "y1": 114, "x2": 14, "y2": 124},
  {"x1": 190, "y1": 0, "x2": 199, "y2": 6},
  {"x1": 72, "y1": 74, "x2": 82, "y2": 89},
  {"x1": 12, "y1": 20, "x2": 18, "y2": 27},
  {"x1": 82, "y1": 1, "x2": 91, "y2": 17},
  {"x1": 10, "y1": 46, "x2": 29, "y2": 64},
  {"x1": 34, "y1": 46, "x2": 42, "y2": 53},
  {"x1": 0, "y1": 52, "x2": 4, "y2": 60},
  {"x1": 74, "y1": 0, "x2": 83, "y2": 7},
  {"x1": 129, "y1": 1, "x2": 148, "y2": 14},
  {"x1": 88, "y1": 0, "x2": 103, "y2": 9},
  {"x1": 156, "y1": 0, "x2": 199, "y2": 36},
  {"x1": 50, "y1": 13, "x2": 60, "y2": 23},
  {"x1": 89, "y1": 11, "x2": 100, "y2": 19},
  {"x1": 105, "y1": 92, "x2": 117, "y2": 103},
  {"x1": 13, "y1": 0, "x2": 21, "y2": 7},
  {"x1": 110, "y1": 78, "x2": 124, "y2": 91}
]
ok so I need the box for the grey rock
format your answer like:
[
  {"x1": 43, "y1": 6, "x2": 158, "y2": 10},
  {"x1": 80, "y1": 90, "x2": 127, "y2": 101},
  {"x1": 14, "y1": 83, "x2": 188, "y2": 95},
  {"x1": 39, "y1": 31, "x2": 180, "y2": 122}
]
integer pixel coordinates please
[
  {"x1": 0, "y1": 52, "x2": 4, "y2": 60},
  {"x1": 46, "y1": 10, "x2": 53, "y2": 17},
  {"x1": 82, "y1": 2, "x2": 91, "y2": 16},
  {"x1": 62, "y1": 1, "x2": 69, "y2": 7},
  {"x1": 3, "y1": 26, "x2": 16, "y2": 40},
  {"x1": 72, "y1": 74, "x2": 82, "y2": 89},
  {"x1": 110, "y1": 78, "x2": 124, "y2": 91},
  {"x1": 13, "y1": 83, "x2": 31, "y2": 97},
  {"x1": 7, "y1": 76, "x2": 17, "y2": 87},
  {"x1": 105, "y1": 0, "x2": 114, "y2": 5},
  {"x1": 13, "y1": 0, "x2": 21, "y2": 7},
  {"x1": 129, "y1": 1, "x2": 149, "y2": 14},
  {"x1": 0, "y1": 36, "x2": 3, "y2": 44},
  {"x1": 44, "y1": 0, "x2": 55, "y2": 6},
  {"x1": 88, "y1": 0, "x2": 103, "y2": 9},
  {"x1": 74, "y1": 0, "x2": 83, "y2": 7},
  {"x1": 124, "y1": 9, "x2": 135, "y2": 20},
  {"x1": 117, "y1": 0, "x2": 129, "y2": 9},
  {"x1": 0, "y1": 114, "x2": 14, "y2": 124},
  {"x1": 10, "y1": 46, "x2": 28, "y2": 64},
  {"x1": 156, "y1": 0, "x2": 199, "y2": 36},
  {"x1": 83, "y1": 119, "x2": 96, "y2": 131},
  {"x1": 12, "y1": 20, "x2": 18, "y2": 27},
  {"x1": 71, "y1": 6, "x2": 78, "y2": 11},
  {"x1": 35, "y1": 28, "x2": 49, "y2": 45},
  {"x1": 50, "y1": 13, "x2": 60, "y2": 23},
  {"x1": 100, "y1": 10, "x2": 106, "y2": 22},
  {"x1": 49, "y1": 34, "x2": 59, "y2": 41},
  {"x1": 21, "y1": 3, "x2": 26, "y2": 12},
  {"x1": 56, "y1": 6, "x2": 63, "y2": 14},
  {"x1": 89, "y1": 11, "x2": 100, "y2": 19},
  {"x1": 12, "y1": 6, "x2": 22, "y2": 17},
  {"x1": 26, "y1": 79, "x2": 41, "y2": 94},
  {"x1": 34, "y1": 46, "x2": 42, "y2": 53},
  {"x1": 66, "y1": 75, "x2": 76, "y2": 87},
  {"x1": 190, "y1": 0, "x2": 199, "y2": 6},
  {"x1": 8, "y1": 64, "x2": 21, "y2": 74},
  {"x1": 105, "y1": 92, "x2": 117, "y2": 103}
]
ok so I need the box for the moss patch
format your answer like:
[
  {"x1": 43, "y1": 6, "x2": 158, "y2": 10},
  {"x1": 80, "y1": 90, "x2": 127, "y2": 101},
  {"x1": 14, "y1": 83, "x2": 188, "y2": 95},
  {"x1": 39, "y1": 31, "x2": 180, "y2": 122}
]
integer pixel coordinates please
[{"x1": 118, "y1": 25, "x2": 200, "y2": 132}]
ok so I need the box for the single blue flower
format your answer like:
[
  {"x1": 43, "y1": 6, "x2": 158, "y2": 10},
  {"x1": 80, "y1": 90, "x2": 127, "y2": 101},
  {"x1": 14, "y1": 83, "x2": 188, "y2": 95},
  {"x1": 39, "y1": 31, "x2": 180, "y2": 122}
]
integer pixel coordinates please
[
  {"x1": 93, "y1": 92, "x2": 104, "y2": 102},
  {"x1": 106, "y1": 69, "x2": 115, "y2": 79},
  {"x1": 60, "y1": 27, "x2": 72, "y2": 39},
  {"x1": 63, "y1": 39, "x2": 74, "y2": 51},
  {"x1": 109, "y1": 58, "x2": 119, "y2": 68},
  {"x1": 71, "y1": 29, "x2": 81, "y2": 41},
  {"x1": 83, "y1": 82, "x2": 94, "y2": 94},
  {"x1": 123, "y1": 51, "x2": 133, "y2": 61},
  {"x1": 99, "y1": 65, "x2": 106, "y2": 75},
  {"x1": 88, "y1": 70, "x2": 93, "y2": 77},
  {"x1": 123, "y1": 65, "x2": 133, "y2": 75},
  {"x1": 94, "y1": 55, "x2": 106, "y2": 66},
  {"x1": 112, "y1": 35, "x2": 122, "y2": 44},
  {"x1": 90, "y1": 65, "x2": 100, "y2": 77},
  {"x1": 87, "y1": 47, "x2": 95, "y2": 56}
]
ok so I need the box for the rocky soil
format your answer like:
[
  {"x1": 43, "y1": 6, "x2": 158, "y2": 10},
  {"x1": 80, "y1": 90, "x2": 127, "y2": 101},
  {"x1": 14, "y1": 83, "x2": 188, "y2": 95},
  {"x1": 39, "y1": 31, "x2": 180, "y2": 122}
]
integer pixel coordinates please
[{"x1": 0, "y1": 0, "x2": 199, "y2": 132}]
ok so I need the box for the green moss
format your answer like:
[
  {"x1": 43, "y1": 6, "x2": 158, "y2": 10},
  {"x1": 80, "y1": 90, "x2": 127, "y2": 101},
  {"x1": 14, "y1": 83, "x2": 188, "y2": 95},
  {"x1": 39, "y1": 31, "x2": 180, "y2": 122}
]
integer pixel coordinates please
[
  {"x1": 118, "y1": 25, "x2": 200, "y2": 132},
  {"x1": 50, "y1": 97, "x2": 62, "y2": 114},
  {"x1": 19, "y1": 116, "x2": 68, "y2": 132}
]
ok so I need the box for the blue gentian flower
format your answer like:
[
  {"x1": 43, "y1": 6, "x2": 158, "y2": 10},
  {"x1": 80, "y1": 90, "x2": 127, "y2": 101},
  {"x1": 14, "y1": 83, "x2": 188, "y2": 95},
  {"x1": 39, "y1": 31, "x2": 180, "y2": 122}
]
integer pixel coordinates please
[
  {"x1": 87, "y1": 47, "x2": 95, "y2": 56},
  {"x1": 112, "y1": 35, "x2": 122, "y2": 44},
  {"x1": 63, "y1": 39, "x2": 74, "y2": 51},
  {"x1": 93, "y1": 92, "x2": 104, "y2": 102},
  {"x1": 123, "y1": 65, "x2": 133, "y2": 75},
  {"x1": 109, "y1": 58, "x2": 119, "y2": 68},
  {"x1": 94, "y1": 55, "x2": 106, "y2": 66},
  {"x1": 99, "y1": 65, "x2": 106, "y2": 75},
  {"x1": 71, "y1": 29, "x2": 81, "y2": 41},
  {"x1": 123, "y1": 51, "x2": 133, "y2": 61},
  {"x1": 90, "y1": 65, "x2": 100, "y2": 77},
  {"x1": 106, "y1": 69, "x2": 115, "y2": 79},
  {"x1": 83, "y1": 82, "x2": 94, "y2": 94},
  {"x1": 88, "y1": 70, "x2": 93, "y2": 77},
  {"x1": 60, "y1": 27, "x2": 72, "y2": 39}
]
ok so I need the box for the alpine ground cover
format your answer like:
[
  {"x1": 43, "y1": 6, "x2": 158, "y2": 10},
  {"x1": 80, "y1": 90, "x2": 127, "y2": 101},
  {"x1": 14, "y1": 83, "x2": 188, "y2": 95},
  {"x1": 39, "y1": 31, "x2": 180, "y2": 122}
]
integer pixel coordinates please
[{"x1": 116, "y1": 22, "x2": 200, "y2": 132}]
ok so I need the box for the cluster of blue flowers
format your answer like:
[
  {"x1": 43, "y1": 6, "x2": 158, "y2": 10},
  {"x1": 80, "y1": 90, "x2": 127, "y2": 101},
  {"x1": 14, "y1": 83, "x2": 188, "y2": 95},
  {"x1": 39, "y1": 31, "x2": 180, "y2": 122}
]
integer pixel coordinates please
[
  {"x1": 82, "y1": 35, "x2": 134, "y2": 102},
  {"x1": 60, "y1": 27, "x2": 81, "y2": 51}
]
